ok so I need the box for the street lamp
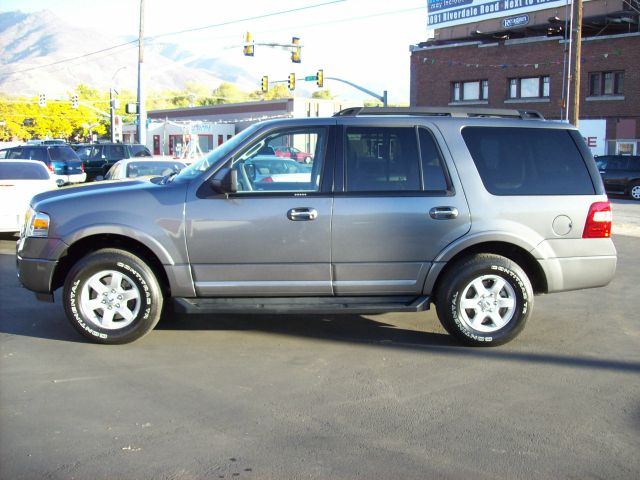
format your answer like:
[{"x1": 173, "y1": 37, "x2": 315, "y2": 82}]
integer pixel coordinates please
[{"x1": 110, "y1": 66, "x2": 127, "y2": 142}]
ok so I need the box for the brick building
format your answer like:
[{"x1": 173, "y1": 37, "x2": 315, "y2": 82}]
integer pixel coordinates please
[{"x1": 411, "y1": 0, "x2": 640, "y2": 155}]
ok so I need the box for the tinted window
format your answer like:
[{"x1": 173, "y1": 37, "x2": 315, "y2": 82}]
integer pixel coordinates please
[
  {"x1": 346, "y1": 127, "x2": 420, "y2": 192},
  {"x1": 129, "y1": 145, "x2": 152, "y2": 157},
  {"x1": 418, "y1": 128, "x2": 449, "y2": 191},
  {"x1": 105, "y1": 145, "x2": 126, "y2": 160},
  {"x1": 74, "y1": 145, "x2": 99, "y2": 160},
  {"x1": 462, "y1": 127, "x2": 595, "y2": 195},
  {"x1": 10, "y1": 147, "x2": 46, "y2": 161},
  {"x1": 606, "y1": 157, "x2": 629, "y2": 170},
  {"x1": 49, "y1": 147, "x2": 80, "y2": 162},
  {"x1": 0, "y1": 162, "x2": 49, "y2": 180}
]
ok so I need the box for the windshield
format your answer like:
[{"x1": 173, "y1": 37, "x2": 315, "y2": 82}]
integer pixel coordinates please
[
  {"x1": 173, "y1": 124, "x2": 260, "y2": 182},
  {"x1": 126, "y1": 161, "x2": 186, "y2": 177}
]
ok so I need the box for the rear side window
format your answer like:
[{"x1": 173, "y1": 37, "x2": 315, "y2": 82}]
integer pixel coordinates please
[
  {"x1": 462, "y1": 127, "x2": 595, "y2": 195},
  {"x1": 345, "y1": 127, "x2": 421, "y2": 192},
  {"x1": 9, "y1": 147, "x2": 46, "y2": 161}
]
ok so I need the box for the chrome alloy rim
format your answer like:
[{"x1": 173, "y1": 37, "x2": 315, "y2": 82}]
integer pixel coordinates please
[
  {"x1": 631, "y1": 185, "x2": 640, "y2": 200},
  {"x1": 458, "y1": 274, "x2": 516, "y2": 333},
  {"x1": 79, "y1": 270, "x2": 141, "y2": 330}
]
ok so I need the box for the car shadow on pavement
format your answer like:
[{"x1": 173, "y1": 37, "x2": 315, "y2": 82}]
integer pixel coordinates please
[{"x1": 157, "y1": 311, "x2": 457, "y2": 347}]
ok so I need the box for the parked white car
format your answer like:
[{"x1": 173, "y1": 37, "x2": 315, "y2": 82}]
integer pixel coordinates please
[
  {"x1": 101, "y1": 159, "x2": 187, "y2": 181},
  {"x1": 0, "y1": 160, "x2": 58, "y2": 232}
]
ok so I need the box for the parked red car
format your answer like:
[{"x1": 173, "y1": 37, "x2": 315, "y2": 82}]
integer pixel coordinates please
[{"x1": 274, "y1": 146, "x2": 313, "y2": 164}]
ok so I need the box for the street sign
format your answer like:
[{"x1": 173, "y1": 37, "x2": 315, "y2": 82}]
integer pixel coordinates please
[{"x1": 304, "y1": 76, "x2": 317, "y2": 81}]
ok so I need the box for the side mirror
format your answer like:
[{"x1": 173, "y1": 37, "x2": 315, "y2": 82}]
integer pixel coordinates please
[{"x1": 211, "y1": 167, "x2": 238, "y2": 194}]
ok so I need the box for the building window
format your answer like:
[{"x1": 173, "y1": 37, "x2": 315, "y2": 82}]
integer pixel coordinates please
[
  {"x1": 452, "y1": 80, "x2": 488, "y2": 102},
  {"x1": 507, "y1": 76, "x2": 550, "y2": 99},
  {"x1": 589, "y1": 71, "x2": 624, "y2": 96}
]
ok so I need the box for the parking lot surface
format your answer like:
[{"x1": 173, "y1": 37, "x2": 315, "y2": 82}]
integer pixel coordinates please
[{"x1": 1, "y1": 228, "x2": 639, "y2": 479}]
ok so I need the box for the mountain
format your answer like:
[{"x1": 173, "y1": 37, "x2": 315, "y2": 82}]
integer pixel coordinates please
[{"x1": 0, "y1": 10, "x2": 255, "y2": 97}]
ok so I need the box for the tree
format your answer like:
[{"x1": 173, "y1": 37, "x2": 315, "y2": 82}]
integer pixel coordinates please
[
  {"x1": 262, "y1": 84, "x2": 292, "y2": 100},
  {"x1": 311, "y1": 90, "x2": 335, "y2": 100}
]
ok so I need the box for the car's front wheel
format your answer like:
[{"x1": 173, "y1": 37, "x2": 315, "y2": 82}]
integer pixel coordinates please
[
  {"x1": 435, "y1": 254, "x2": 533, "y2": 346},
  {"x1": 629, "y1": 181, "x2": 640, "y2": 201},
  {"x1": 63, "y1": 248, "x2": 163, "y2": 344}
]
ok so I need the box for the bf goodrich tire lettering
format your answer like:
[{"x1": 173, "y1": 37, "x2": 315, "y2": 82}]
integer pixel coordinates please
[
  {"x1": 435, "y1": 254, "x2": 533, "y2": 346},
  {"x1": 63, "y1": 248, "x2": 163, "y2": 344}
]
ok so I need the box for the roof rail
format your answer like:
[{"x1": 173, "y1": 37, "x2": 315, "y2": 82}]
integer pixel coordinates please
[{"x1": 333, "y1": 106, "x2": 544, "y2": 120}]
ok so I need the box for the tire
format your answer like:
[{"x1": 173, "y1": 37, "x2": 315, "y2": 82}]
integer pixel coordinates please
[
  {"x1": 63, "y1": 248, "x2": 163, "y2": 344},
  {"x1": 435, "y1": 254, "x2": 533, "y2": 346},
  {"x1": 629, "y1": 181, "x2": 640, "y2": 201}
]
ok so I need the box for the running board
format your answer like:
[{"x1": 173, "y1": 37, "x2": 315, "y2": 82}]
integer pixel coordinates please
[{"x1": 172, "y1": 296, "x2": 431, "y2": 315}]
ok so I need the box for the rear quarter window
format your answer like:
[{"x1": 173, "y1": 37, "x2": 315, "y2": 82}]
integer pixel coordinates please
[{"x1": 462, "y1": 127, "x2": 595, "y2": 195}]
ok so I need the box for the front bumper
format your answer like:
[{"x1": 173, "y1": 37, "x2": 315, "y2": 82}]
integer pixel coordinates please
[{"x1": 16, "y1": 236, "x2": 68, "y2": 295}]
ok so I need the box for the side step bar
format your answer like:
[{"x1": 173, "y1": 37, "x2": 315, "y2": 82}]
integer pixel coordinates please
[{"x1": 173, "y1": 296, "x2": 431, "y2": 315}]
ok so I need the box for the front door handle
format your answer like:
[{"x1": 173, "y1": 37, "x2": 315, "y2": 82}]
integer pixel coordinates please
[
  {"x1": 429, "y1": 206, "x2": 459, "y2": 220},
  {"x1": 287, "y1": 208, "x2": 318, "y2": 221}
]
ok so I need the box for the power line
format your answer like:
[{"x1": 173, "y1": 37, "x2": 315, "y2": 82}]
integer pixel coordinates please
[
  {"x1": 1, "y1": 0, "x2": 347, "y2": 76},
  {"x1": 149, "y1": 0, "x2": 347, "y2": 40}
]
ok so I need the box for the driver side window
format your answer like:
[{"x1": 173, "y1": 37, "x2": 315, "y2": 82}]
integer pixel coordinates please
[{"x1": 230, "y1": 128, "x2": 325, "y2": 193}]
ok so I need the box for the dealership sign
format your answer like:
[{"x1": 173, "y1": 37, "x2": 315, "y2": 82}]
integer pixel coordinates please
[
  {"x1": 427, "y1": 0, "x2": 586, "y2": 29},
  {"x1": 578, "y1": 119, "x2": 606, "y2": 157}
]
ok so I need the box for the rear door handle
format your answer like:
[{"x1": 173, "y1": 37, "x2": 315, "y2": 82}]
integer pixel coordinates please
[
  {"x1": 429, "y1": 206, "x2": 458, "y2": 220},
  {"x1": 287, "y1": 208, "x2": 318, "y2": 221}
]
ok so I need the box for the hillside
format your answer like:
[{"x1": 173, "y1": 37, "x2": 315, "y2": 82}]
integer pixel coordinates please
[{"x1": 0, "y1": 10, "x2": 253, "y2": 97}]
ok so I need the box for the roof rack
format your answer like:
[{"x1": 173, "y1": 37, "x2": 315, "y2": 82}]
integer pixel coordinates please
[{"x1": 333, "y1": 106, "x2": 544, "y2": 120}]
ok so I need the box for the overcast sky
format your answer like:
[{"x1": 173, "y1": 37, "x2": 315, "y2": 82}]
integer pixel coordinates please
[{"x1": 3, "y1": 0, "x2": 430, "y2": 103}]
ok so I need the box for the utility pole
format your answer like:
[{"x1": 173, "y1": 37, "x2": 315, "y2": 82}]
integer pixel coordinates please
[
  {"x1": 569, "y1": 0, "x2": 582, "y2": 127},
  {"x1": 136, "y1": 0, "x2": 146, "y2": 145}
]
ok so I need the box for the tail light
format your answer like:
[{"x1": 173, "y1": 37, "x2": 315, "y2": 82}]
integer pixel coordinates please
[
  {"x1": 81, "y1": 163, "x2": 85, "y2": 172},
  {"x1": 583, "y1": 202, "x2": 612, "y2": 238},
  {"x1": 47, "y1": 163, "x2": 54, "y2": 172},
  {"x1": 260, "y1": 177, "x2": 273, "y2": 183}
]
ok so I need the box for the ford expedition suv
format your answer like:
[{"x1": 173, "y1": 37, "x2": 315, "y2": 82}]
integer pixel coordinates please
[{"x1": 16, "y1": 107, "x2": 617, "y2": 346}]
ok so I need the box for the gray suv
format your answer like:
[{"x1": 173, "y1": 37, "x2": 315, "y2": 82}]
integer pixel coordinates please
[{"x1": 16, "y1": 107, "x2": 617, "y2": 346}]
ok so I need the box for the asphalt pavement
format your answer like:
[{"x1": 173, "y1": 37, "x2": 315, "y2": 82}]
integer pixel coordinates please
[{"x1": 1, "y1": 216, "x2": 639, "y2": 479}]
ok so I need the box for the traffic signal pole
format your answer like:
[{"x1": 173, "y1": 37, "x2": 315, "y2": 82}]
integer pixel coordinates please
[{"x1": 325, "y1": 76, "x2": 388, "y2": 107}]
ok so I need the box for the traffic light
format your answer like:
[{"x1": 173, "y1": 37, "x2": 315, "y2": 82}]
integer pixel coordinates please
[
  {"x1": 287, "y1": 73, "x2": 296, "y2": 91},
  {"x1": 261, "y1": 76, "x2": 269, "y2": 93},
  {"x1": 38, "y1": 93, "x2": 46, "y2": 107},
  {"x1": 243, "y1": 32, "x2": 254, "y2": 56},
  {"x1": 71, "y1": 94, "x2": 78, "y2": 109},
  {"x1": 316, "y1": 69, "x2": 324, "y2": 88},
  {"x1": 291, "y1": 37, "x2": 301, "y2": 63}
]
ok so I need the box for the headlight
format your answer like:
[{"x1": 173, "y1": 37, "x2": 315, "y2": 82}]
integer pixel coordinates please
[{"x1": 22, "y1": 208, "x2": 50, "y2": 238}]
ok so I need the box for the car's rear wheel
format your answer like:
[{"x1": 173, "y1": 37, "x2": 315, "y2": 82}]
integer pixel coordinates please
[
  {"x1": 629, "y1": 181, "x2": 640, "y2": 201},
  {"x1": 63, "y1": 248, "x2": 163, "y2": 344},
  {"x1": 435, "y1": 254, "x2": 533, "y2": 346}
]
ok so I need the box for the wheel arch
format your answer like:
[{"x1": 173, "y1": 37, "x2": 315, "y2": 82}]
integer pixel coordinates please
[
  {"x1": 425, "y1": 240, "x2": 548, "y2": 298},
  {"x1": 52, "y1": 234, "x2": 172, "y2": 296}
]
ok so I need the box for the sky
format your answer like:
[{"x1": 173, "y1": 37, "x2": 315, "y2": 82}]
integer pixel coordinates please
[{"x1": 2, "y1": 0, "x2": 431, "y2": 103}]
